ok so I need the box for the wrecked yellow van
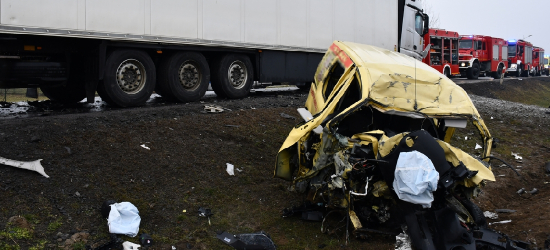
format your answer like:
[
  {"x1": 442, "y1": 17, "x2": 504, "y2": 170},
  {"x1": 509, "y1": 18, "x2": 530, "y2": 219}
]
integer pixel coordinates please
[{"x1": 274, "y1": 42, "x2": 526, "y2": 249}]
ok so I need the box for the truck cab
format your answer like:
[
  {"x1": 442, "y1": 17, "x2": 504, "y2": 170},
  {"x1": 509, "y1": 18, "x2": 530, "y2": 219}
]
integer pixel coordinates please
[
  {"x1": 458, "y1": 35, "x2": 508, "y2": 79},
  {"x1": 506, "y1": 39, "x2": 533, "y2": 77},
  {"x1": 399, "y1": 0, "x2": 430, "y2": 60}
]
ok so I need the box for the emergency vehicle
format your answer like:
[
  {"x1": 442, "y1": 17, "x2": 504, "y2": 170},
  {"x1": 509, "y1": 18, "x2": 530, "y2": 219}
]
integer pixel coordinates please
[
  {"x1": 532, "y1": 47, "x2": 545, "y2": 76},
  {"x1": 458, "y1": 35, "x2": 508, "y2": 79},
  {"x1": 544, "y1": 55, "x2": 550, "y2": 76},
  {"x1": 506, "y1": 39, "x2": 533, "y2": 77},
  {"x1": 423, "y1": 29, "x2": 459, "y2": 77}
]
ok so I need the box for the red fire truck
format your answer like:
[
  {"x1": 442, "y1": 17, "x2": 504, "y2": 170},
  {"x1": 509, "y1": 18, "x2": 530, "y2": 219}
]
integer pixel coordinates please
[
  {"x1": 506, "y1": 39, "x2": 533, "y2": 77},
  {"x1": 531, "y1": 46, "x2": 545, "y2": 76},
  {"x1": 423, "y1": 29, "x2": 459, "y2": 77},
  {"x1": 458, "y1": 35, "x2": 508, "y2": 79}
]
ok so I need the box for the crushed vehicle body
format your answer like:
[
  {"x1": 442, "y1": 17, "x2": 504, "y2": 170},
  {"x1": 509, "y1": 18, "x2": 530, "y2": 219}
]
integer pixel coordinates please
[{"x1": 274, "y1": 41, "x2": 529, "y2": 249}]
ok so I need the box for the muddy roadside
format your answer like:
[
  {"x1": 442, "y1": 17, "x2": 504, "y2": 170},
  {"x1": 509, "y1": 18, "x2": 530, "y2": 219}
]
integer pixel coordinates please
[{"x1": 1, "y1": 78, "x2": 550, "y2": 249}]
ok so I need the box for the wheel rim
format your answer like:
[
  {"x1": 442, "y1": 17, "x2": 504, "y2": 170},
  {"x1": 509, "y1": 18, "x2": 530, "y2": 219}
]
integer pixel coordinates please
[
  {"x1": 227, "y1": 60, "x2": 247, "y2": 89},
  {"x1": 178, "y1": 60, "x2": 202, "y2": 90},
  {"x1": 116, "y1": 59, "x2": 146, "y2": 94}
]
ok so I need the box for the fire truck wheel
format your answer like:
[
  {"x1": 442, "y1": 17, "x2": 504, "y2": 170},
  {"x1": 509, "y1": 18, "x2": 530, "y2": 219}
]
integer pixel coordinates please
[
  {"x1": 444, "y1": 68, "x2": 451, "y2": 78},
  {"x1": 466, "y1": 61, "x2": 480, "y2": 79},
  {"x1": 98, "y1": 50, "x2": 156, "y2": 107},
  {"x1": 156, "y1": 52, "x2": 210, "y2": 102},
  {"x1": 492, "y1": 64, "x2": 504, "y2": 79},
  {"x1": 211, "y1": 54, "x2": 254, "y2": 99}
]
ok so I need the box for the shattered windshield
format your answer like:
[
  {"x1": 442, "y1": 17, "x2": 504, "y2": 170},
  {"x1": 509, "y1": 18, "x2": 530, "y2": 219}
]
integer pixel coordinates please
[
  {"x1": 508, "y1": 45, "x2": 517, "y2": 57},
  {"x1": 459, "y1": 40, "x2": 473, "y2": 49}
]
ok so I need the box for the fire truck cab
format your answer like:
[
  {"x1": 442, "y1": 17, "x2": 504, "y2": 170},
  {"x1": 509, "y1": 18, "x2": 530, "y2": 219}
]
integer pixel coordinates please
[
  {"x1": 506, "y1": 39, "x2": 533, "y2": 77},
  {"x1": 423, "y1": 29, "x2": 459, "y2": 77},
  {"x1": 459, "y1": 35, "x2": 508, "y2": 79},
  {"x1": 532, "y1": 47, "x2": 545, "y2": 76}
]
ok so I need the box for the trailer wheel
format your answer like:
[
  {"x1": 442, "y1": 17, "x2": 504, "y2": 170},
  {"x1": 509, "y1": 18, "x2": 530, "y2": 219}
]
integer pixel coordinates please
[
  {"x1": 98, "y1": 50, "x2": 156, "y2": 107},
  {"x1": 157, "y1": 52, "x2": 209, "y2": 102},
  {"x1": 466, "y1": 61, "x2": 480, "y2": 79},
  {"x1": 40, "y1": 83, "x2": 86, "y2": 104},
  {"x1": 211, "y1": 54, "x2": 254, "y2": 99}
]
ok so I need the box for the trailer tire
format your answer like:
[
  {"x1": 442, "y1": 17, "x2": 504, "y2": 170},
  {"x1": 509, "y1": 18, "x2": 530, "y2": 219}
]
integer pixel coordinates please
[
  {"x1": 157, "y1": 52, "x2": 209, "y2": 102},
  {"x1": 40, "y1": 83, "x2": 86, "y2": 104},
  {"x1": 211, "y1": 54, "x2": 254, "y2": 99},
  {"x1": 466, "y1": 61, "x2": 480, "y2": 79},
  {"x1": 98, "y1": 50, "x2": 156, "y2": 107}
]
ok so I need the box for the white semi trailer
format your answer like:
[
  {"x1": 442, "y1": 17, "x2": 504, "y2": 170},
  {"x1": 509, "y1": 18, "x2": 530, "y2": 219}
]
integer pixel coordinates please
[{"x1": 0, "y1": 0, "x2": 428, "y2": 107}]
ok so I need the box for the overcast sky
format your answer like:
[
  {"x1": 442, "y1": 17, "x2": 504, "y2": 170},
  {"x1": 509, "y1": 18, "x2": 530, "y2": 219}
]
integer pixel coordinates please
[{"x1": 422, "y1": 0, "x2": 550, "y2": 53}]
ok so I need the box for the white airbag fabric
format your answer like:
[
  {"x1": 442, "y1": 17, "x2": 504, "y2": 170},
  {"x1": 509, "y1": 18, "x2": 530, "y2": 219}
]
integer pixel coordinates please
[
  {"x1": 108, "y1": 202, "x2": 141, "y2": 237},
  {"x1": 392, "y1": 151, "x2": 439, "y2": 208}
]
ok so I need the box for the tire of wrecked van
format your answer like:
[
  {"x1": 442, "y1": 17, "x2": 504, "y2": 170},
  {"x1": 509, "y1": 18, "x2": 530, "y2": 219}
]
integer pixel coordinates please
[
  {"x1": 156, "y1": 52, "x2": 209, "y2": 102},
  {"x1": 211, "y1": 54, "x2": 254, "y2": 99},
  {"x1": 98, "y1": 50, "x2": 156, "y2": 107},
  {"x1": 461, "y1": 198, "x2": 487, "y2": 228}
]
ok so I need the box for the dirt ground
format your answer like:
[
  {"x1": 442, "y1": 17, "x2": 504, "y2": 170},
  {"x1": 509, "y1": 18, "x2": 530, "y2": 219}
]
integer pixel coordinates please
[{"x1": 1, "y1": 77, "x2": 550, "y2": 249}]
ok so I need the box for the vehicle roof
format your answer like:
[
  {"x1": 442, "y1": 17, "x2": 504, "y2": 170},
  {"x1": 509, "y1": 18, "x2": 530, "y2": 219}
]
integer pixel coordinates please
[{"x1": 335, "y1": 41, "x2": 483, "y2": 118}]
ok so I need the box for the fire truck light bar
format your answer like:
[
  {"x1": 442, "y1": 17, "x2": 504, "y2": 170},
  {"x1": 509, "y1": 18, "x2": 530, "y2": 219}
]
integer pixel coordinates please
[{"x1": 508, "y1": 39, "x2": 517, "y2": 43}]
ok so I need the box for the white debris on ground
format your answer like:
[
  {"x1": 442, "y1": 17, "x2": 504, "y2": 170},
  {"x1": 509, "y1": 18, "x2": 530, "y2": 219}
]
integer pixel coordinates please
[
  {"x1": 395, "y1": 233, "x2": 412, "y2": 250},
  {"x1": 226, "y1": 163, "x2": 235, "y2": 176},
  {"x1": 483, "y1": 211, "x2": 498, "y2": 219},
  {"x1": 140, "y1": 144, "x2": 150, "y2": 150},
  {"x1": 475, "y1": 143, "x2": 482, "y2": 149},
  {"x1": 511, "y1": 152, "x2": 522, "y2": 160},
  {"x1": 489, "y1": 220, "x2": 512, "y2": 226},
  {"x1": 0, "y1": 156, "x2": 49, "y2": 178}
]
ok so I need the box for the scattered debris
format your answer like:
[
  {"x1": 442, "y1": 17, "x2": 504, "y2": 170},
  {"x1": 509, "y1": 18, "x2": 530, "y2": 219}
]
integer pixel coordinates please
[
  {"x1": 489, "y1": 220, "x2": 512, "y2": 226},
  {"x1": 63, "y1": 232, "x2": 90, "y2": 250},
  {"x1": 122, "y1": 241, "x2": 141, "y2": 250},
  {"x1": 198, "y1": 207, "x2": 213, "y2": 225},
  {"x1": 0, "y1": 156, "x2": 49, "y2": 178},
  {"x1": 475, "y1": 143, "x2": 482, "y2": 149},
  {"x1": 465, "y1": 136, "x2": 468, "y2": 140},
  {"x1": 483, "y1": 211, "x2": 498, "y2": 219},
  {"x1": 280, "y1": 113, "x2": 296, "y2": 120},
  {"x1": 529, "y1": 188, "x2": 539, "y2": 194},
  {"x1": 107, "y1": 202, "x2": 141, "y2": 237},
  {"x1": 65, "y1": 147, "x2": 72, "y2": 154},
  {"x1": 216, "y1": 231, "x2": 276, "y2": 250},
  {"x1": 204, "y1": 105, "x2": 228, "y2": 113},
  {"x1": 225, "y1": 125, "x2": 240, "y2": 128},
  {"x1": 30, "y1": 136, "x2": 41, "y2": 143},
  {"x1": 495, "y1": 209, "x2": 516, "y2": 213},
  {"x1": 395, "y1": 233, "x2": 412, "y2": 250},
  {"x1": 511, "y1": 152, "x2": 522, "y2": 160},
  {"x1": 226, "y1": 163, "x2": 235, "y2": 176},
  {"x1": 139, "y1": 233, "x2": 153, "y2": 247},
  {"x1": 140, "y1": 144, "x2": 150, "y2": 150},
  {"x1": 517, "y1": 188, "x2": 526, "y2": 194}
]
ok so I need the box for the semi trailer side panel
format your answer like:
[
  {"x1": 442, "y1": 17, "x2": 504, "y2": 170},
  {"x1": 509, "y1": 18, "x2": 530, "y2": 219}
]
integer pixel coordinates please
[{"x1": 0, "y1": 0, "x2": 399, "y2": 53}]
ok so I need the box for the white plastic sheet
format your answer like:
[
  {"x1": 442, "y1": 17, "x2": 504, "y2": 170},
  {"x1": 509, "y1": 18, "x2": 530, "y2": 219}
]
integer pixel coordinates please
[
  {"x1": 393, "y1": 151, "x2": 439, "y2": 208},
  {"x1": 108, "y1": 202, "x2": 141, "y2": 237},
  {"x1": 226, "y1": 163, "x2": 235, "y2": 176}
]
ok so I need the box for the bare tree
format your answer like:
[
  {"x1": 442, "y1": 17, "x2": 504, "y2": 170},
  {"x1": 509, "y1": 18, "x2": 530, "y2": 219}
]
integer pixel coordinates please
[{"x1": 422, "y1": 0, "x2": 440, "y2": 29}]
